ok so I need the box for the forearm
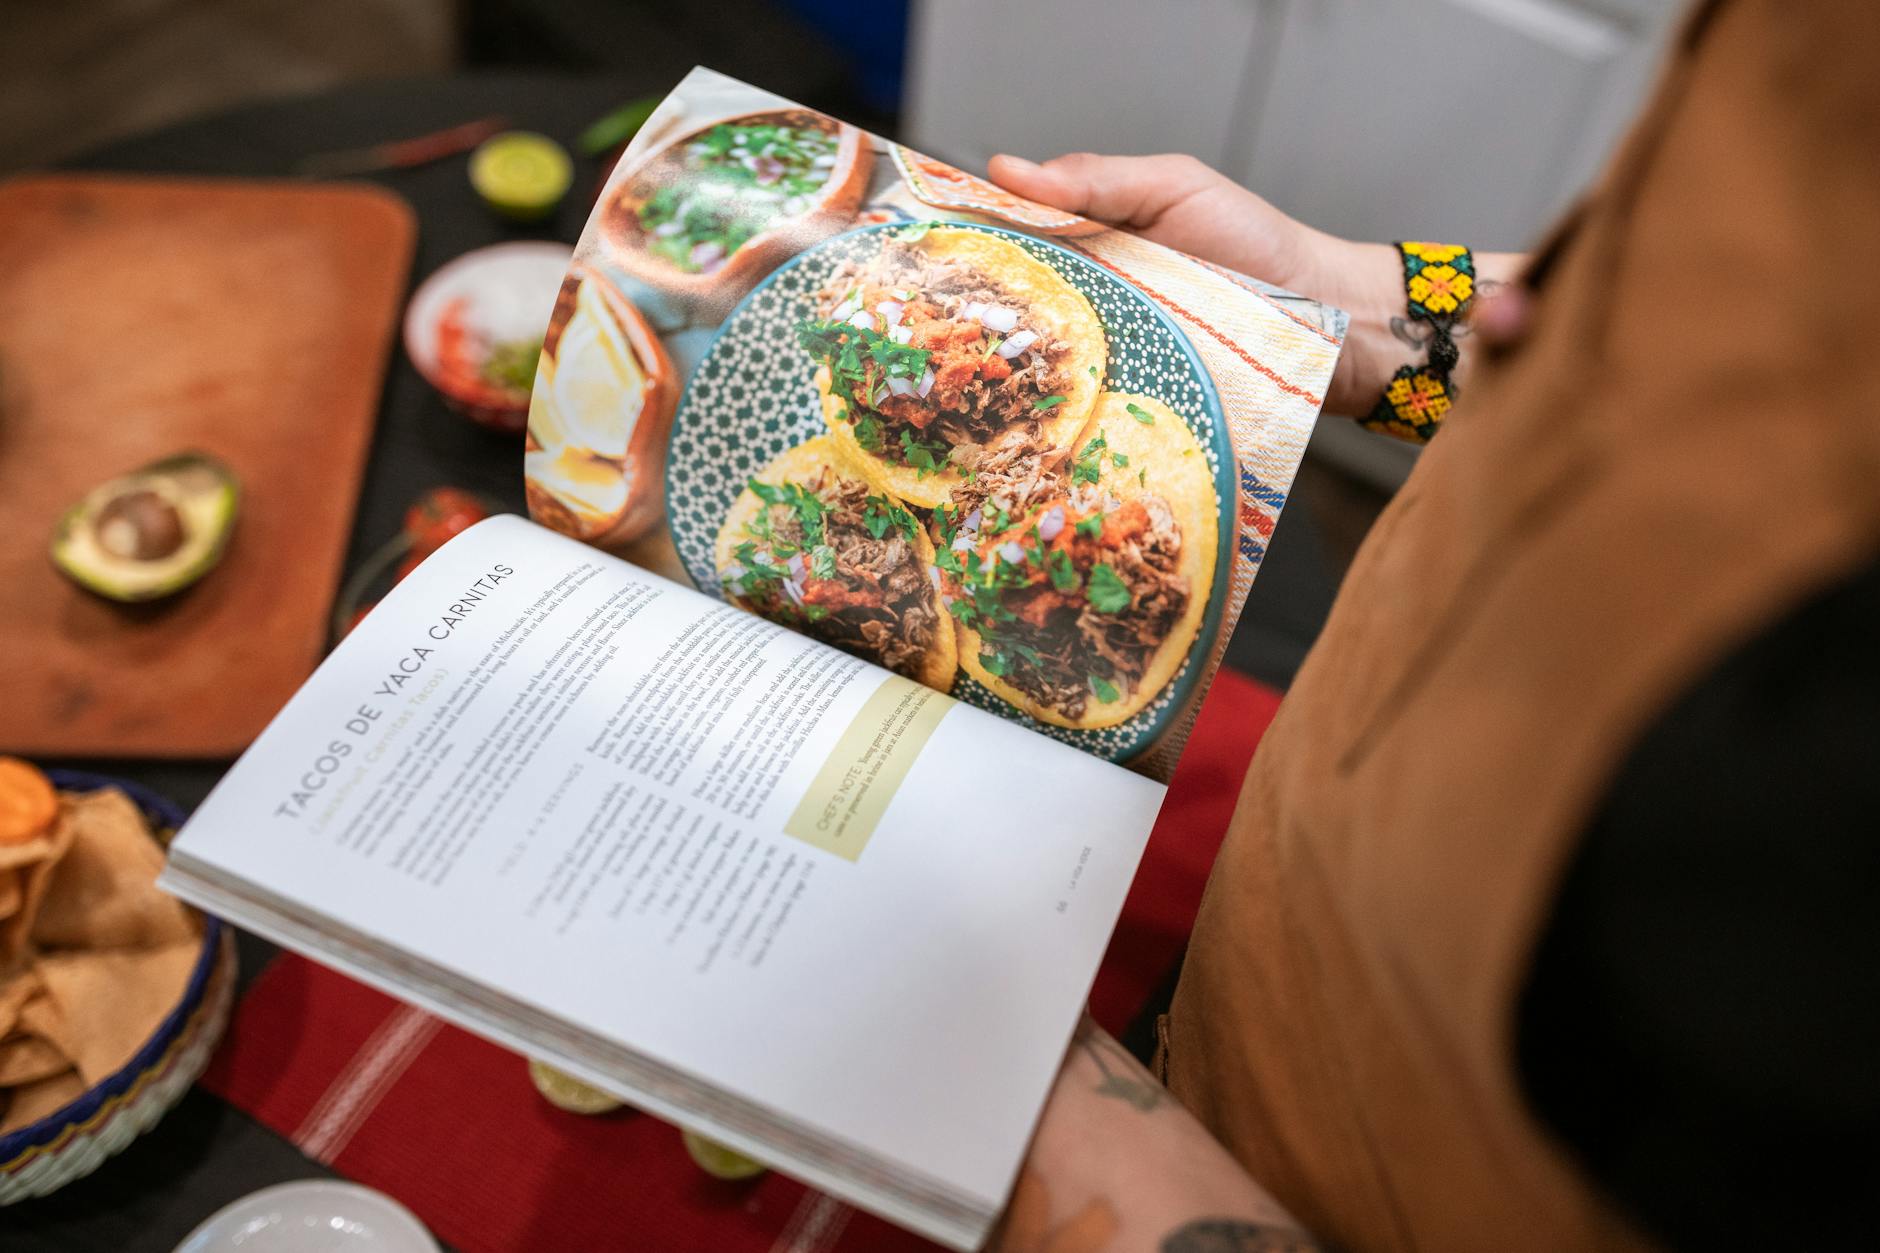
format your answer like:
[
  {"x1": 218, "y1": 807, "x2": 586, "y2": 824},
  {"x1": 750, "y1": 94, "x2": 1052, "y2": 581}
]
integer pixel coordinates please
[
  {"x1": 1314, "y1": 236, "x2": 1526, "y2": 417},
  {"x1": 992, "y1": 1018, "x2": 1319, "y2": 1253}
]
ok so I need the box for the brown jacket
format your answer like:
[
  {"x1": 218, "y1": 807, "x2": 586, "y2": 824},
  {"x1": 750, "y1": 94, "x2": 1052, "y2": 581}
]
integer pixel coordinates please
[{"x1": 1162, "y1": 3, "x2": 1880, "y2": 1249}]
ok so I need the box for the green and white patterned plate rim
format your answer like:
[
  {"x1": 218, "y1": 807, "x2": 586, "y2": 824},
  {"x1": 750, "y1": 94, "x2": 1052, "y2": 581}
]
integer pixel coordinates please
[{"x1": 666, "y1": 220, "x2": 1237, "y2": 762}]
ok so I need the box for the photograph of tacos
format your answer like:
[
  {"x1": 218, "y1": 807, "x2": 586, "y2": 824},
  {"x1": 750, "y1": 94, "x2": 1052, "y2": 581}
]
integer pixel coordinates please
[
  {"x1": 889, "y1": 146, "x2": 1107, "y2": 238},
  {"x1": 524, "y1": 267, "x2": 678, "y2": 548},
  {"x1": 600, "y1": 109, "x2": 869, "y2": 315},
  {"x1": 796, "y1": 224, "x2": 1107, "y2": 510},
  {"x1": 715, "y1": 436, "x2": 958, "y2": 690},
  {"x1": 933, "y1": 395, "x2": 1218, "y2": 730}
]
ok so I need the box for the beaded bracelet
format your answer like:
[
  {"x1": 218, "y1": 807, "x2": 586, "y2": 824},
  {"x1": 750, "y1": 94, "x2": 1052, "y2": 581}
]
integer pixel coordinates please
[{"x1": 1362, "y1": 241, "x2": 1476, "y2": 443}]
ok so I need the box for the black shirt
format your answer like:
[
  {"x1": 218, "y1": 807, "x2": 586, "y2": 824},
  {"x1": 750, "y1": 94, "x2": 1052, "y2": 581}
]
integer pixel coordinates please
[{"x1": 1517, "y1": 555, "x2": 1880, "y2": 1251}]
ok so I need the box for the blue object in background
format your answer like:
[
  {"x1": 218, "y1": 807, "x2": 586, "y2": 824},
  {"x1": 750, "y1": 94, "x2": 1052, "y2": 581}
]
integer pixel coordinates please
[{"x1": 776, "y1": 0, "x2": 911, "y2": 115}]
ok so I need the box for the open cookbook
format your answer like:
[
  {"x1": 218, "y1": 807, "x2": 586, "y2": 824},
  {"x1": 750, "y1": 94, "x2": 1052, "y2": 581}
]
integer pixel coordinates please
[{"x1": 160, "y1": 69, "x2": 1343, "y2": 1250}]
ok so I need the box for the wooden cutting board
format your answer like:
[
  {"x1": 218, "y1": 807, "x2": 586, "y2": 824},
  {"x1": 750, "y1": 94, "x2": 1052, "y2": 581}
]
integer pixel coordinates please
[{"x1": 0, "y1": 174, "x2": 415, "y2": 758}]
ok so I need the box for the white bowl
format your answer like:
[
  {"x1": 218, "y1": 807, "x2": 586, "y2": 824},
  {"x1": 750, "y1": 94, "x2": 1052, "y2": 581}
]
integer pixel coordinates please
[{"x1": 174, "y1": 1180, "x2": 439, "y2": 1253}]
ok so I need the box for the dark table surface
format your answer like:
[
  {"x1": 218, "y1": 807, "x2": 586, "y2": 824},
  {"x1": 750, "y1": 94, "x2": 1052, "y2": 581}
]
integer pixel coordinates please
[{"x1": 10, "y1": 69, "x2": 1342, "y2": 1252}]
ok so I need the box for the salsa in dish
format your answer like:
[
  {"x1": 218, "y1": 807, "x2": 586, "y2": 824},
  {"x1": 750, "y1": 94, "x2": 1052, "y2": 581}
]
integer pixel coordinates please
[{"x1": 638, "y1": 121, "x2": 844, "y2": 275}]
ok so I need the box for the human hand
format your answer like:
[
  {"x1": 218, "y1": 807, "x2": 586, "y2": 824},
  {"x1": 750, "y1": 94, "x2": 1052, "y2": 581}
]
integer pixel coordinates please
[{"x1": 986, "y1": 153, "x2": 1411, "y2": 416}]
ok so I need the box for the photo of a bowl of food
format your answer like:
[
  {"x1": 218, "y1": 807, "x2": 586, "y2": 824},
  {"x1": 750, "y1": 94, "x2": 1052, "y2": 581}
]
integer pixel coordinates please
[
  {"x1": 598, "y1": 109, "x2": 869, "y2": 318},
  {"x1": 523, "y1": 265, "x2": 679, "y2": 550},
  {"x1": 714, "y1": 434, "x2": 958, "y2": 689},
  {"x1": 666, "y1": 221, "x2": 1235, "y2": 762},
  {"x1": 0, "y1": 762, "x2": 235, "y2": 1203},
  {"x1": 403, "y1": 241, "x2": 572, "y2": 434}
]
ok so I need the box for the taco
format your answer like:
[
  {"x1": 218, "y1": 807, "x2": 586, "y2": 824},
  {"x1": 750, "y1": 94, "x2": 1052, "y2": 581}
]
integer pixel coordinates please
[
  {"x1": 524, "y1": 267, "x2": 678, "y2": 548},
  {"x1": 715, "y1": 436, "x2": 958, "y2": 689},
  {"x1": 934, "y1": 394, "x2": 1219, "y2": 730},
  {"x1": 798, "y1": 225, "x2": 1107, "y2": 509}
]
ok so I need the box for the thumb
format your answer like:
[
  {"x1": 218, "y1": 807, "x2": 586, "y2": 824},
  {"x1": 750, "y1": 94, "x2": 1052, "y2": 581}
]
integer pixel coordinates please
[{"x1": 987, "y1": 152, "x2": 1215, "y2": 227}]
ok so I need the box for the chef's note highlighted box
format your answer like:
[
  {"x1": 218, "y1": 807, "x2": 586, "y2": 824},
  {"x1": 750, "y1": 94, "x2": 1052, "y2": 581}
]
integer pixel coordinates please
[{"x1": 786, "y1": 677, "x2": 954, "y2": 862}]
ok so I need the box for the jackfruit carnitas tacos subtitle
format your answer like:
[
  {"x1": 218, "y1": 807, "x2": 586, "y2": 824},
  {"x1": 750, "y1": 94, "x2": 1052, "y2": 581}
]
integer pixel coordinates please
[
  {"x1": 714, "y1": 436, "x2": 959, "y2": 690},
  {"x1": 935, "y1": 394, "x2": 1218, "y2": 731},
  {"x1": 524, "y1": 267, "x2": 678, "y2": 549},
  {"x1": 797, "y1": 225, "x2": 1107, "y2": 510}
]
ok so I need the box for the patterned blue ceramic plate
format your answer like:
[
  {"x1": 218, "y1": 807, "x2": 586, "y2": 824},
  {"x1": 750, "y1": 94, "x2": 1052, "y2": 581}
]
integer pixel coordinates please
[{"x1": 667, "y1": 221, "x2": 1234, "y2": 761}]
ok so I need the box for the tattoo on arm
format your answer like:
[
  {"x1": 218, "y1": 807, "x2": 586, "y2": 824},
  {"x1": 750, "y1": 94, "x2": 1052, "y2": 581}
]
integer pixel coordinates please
[
  {"x1": 1078, "y1": 1025, "x2": 1165, "y2": 1112},
  {"x1": 1161, "y1": 1218, "x2": 1321, "y2": 1252}
]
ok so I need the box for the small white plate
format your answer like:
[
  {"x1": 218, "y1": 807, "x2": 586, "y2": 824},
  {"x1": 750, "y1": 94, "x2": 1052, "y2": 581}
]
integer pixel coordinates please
[{"x1": 175, "y1": 1180, "x2": 439, "y2": 1253}]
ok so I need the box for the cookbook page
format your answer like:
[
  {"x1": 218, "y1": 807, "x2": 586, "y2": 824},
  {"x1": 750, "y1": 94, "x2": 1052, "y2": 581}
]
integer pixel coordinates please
[
  {"x1": 162, "y1": 514, "x2": 1163, "y2": 1248},
  {"x1": 525, "y1": 67, "x2": 1343, "y2": 780}
]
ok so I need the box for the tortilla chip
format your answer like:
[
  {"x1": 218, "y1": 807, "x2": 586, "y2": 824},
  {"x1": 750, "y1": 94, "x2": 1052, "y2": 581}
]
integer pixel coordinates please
[
  {"x1": 33, "y1": 788, "x2": 197, "y2": 951},
  {"x1": 818, "y1": 226, "x2": 1107, "y2": 508},
  {"x1": 715, "y1": 435, "x2": 959, "y2": 691},
  {"x1": 956, "y1": 393, "x2": 1222, "y2": 731},
  {"x1": 36, "y1": 943, "x2": 198, "y2": 1086},
  {"x1": 1, "y1": 1069, "x2": 85, "y2": 1135}
]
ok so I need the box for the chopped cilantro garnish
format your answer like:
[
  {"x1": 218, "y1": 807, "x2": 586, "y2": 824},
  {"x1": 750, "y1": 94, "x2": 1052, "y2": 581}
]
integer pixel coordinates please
[
  {"x1": 1072, "y1": 430, "x2": 1109, "y2": 486},
  {"x1": 1138, "y1": 467, "x2": 1148, "y2": 487},
  {"x1": 863, "y1": 496, "x2": 918, "y2": 543},
  {"x1": 1075, "y1": 513, "x2": 1104, "y2": 539},
  {"x1": 978, "y1": 648, "x2": 1009, "y2": 677},
  {"x1": 1033, "y1": 394, "x2": 1067, "y2": 411},
  {"x1": 1086, "y1": 563, "x2": 1132, "y2": 613},
  {"x1": 809, "y1": 544, "x2": 837, "y2": 579},
  {"x1": 1089, "y1": 673, "x2": 1121, "y2": 703},
  {"x1": 899, "y1": 429, "x2": 949, "y2": 478},
  {"x1": 1087, "y1": 365, "x2": 1099, "y2": 378},
  {"x1": 1046, "y1": 548, "x2": 1081, "y2": 592},
  {"x1": 854, "y1": 414, "x2": 882, "y2": 452},
  {"x1": 805, "y1": 604, "x2": 832, "y2": 622},
  {"x1": 1126, "y1": 402, "x2": 1156, "y2": 425},
  {"x1": 796, "y1": 317, "x2": 932, "y2": 410},
  {"x1": 896, "y1": 221, "x2": 935, "y2": 242},
  {"x1": 991, "y1": 504, "x2": 1011, "y2": 534}
]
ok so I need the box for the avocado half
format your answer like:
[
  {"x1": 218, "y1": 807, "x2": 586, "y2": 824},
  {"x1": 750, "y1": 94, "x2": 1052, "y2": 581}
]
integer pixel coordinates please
[{"x1": 50, "y1": 452, "x2": 240, "y2": 603}]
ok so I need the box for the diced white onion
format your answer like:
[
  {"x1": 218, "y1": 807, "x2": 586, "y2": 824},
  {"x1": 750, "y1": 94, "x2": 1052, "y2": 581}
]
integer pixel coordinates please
[
  {"x1": 997, "y1": 329, "x2": 1038, "y2": 358},
  {"x1": 691, "y1": 241, "x2": 725, "y2": 270},
  {"x1": 979, "y1": 305, "x2": 1019, "y2": 333},
  {"x1": 653, "y1": 220, "x2": 684, "y2": 238},
  {"x1": 951, "y1": 534, "x2": 973, "y2": 553},
  {"x1": 959, "y1": 301, "x2": 986, "y2": 323},
  {"x1": 885, "y1": 374, "x2": 919, "y2": 397},
  {"x1": 889, "y1": 325, "x2": 914, "y2": 345},
  {"x1": 916, "y1": 368, "x2": 935, "y2": 398},
  {"x1": 781, "y1": 579, "x2": 805, "y2": 606},
  {"x1": 927, "y1": 566, "x2": 941, "y2": 587},
  {"x1": 1038, "y1": 506, "x2": 1066, "y2": 541},
  {"x1": 876, "y1": 300, "x2": 904, "y2": 324},
  {"x1": 787, "y1": 553, "x2": 806, "y2": 578},
  {"x1": 848, "y1": 310, "x2": 877, "y2": 332},
  {"x1": 833, "y1": 295, "x2": 862, "y2": 320},
  {"x1": 722, "y1": 563, "x2": 746, "y2": 581},
  {"x1": 998, "y1": 541, "x2": 1028, "y2": 565},
  {"x1": 812, "y1": 152, "x2": 837, "y2": 168},
  {"x1": 989, "y1": 493, "x2": 1012, "y2": 513},
  {"x1": 962, "y1": 507, "x2": 983, "y2": 535}
]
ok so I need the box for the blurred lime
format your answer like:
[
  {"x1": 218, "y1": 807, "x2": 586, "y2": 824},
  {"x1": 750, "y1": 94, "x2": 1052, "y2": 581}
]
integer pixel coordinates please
[
  {"x1": 681, "y1": 1128, "x2": 767, "y2": 1180},
  {"x1": 527, "y1": 1059, "x2": 625, "y2": 1114},
  {"x1": 470, "y1": 131, "x2": 572, "y2": 221}
]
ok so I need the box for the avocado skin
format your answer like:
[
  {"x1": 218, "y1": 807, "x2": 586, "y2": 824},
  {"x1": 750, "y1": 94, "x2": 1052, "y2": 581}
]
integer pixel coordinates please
[{"x1": 50, "y1": 452, "x2": 241, "y2": 603}]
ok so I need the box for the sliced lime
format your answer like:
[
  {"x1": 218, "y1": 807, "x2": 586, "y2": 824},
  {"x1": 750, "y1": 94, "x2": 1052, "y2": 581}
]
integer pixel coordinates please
[
  {"x1": 527, "y1": 1059, "x2": 625, "y2": 1114},
  {"x1": 681, "y1": 1128, "x2": 767, "y2": 1180},
  {"x1": 470, "y1": 132, "x2": 573, "y2": 221}
]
